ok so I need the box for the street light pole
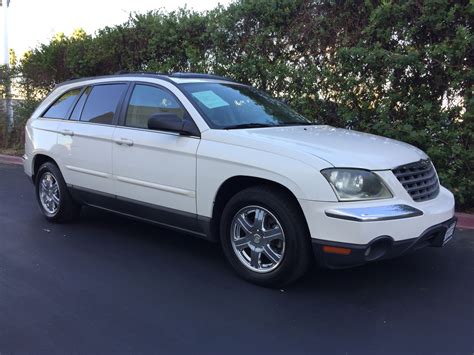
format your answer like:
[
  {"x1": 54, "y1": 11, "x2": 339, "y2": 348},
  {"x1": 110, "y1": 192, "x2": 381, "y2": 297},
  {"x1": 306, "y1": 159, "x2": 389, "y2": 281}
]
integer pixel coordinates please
[{"x1": 1, "y1": 0, "x2": 14, "y2": 131}]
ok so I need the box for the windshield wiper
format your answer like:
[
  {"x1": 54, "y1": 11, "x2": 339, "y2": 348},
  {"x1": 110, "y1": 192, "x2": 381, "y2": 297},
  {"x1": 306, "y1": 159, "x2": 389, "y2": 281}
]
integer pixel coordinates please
[{"x1": 224, "y1": 123, "x2": 275, "y2": 130}]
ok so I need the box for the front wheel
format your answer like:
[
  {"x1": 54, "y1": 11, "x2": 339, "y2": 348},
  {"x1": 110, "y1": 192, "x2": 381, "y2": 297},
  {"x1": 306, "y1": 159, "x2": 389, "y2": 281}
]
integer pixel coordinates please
[{"x1": 220, "y1": 186, "x2": 313, "y2": 287}]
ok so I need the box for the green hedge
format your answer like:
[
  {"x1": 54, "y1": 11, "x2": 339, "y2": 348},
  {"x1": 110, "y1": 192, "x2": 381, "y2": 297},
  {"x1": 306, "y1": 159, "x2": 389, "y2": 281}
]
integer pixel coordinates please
[{"x1": 11, "y1": 0, "x2": 474, "y2": 208}]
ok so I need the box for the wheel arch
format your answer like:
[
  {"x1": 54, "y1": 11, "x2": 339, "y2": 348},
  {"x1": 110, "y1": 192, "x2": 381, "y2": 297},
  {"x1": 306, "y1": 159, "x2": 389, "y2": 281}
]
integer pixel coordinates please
[
  {"x1": 208, "y1": 175, "x2": 310, "y2": 242},
  {"x1": 32, "y1": 154, "x2": 60, "y2": 183}
]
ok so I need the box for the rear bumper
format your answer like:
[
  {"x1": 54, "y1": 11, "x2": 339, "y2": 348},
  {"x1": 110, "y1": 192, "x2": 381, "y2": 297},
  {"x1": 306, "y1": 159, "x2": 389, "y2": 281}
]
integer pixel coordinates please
[
  {"x1": 23, "y1": 153, "x2": 33, "y2": 179},
  {"x1": 312, "y1": 217, "x2": 457, "y2": 269}
]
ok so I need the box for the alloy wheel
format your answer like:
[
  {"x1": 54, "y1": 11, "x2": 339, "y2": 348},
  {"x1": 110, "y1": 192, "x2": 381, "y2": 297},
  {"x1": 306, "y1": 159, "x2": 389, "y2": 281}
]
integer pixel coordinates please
[
  {"x1": 230, "y1": 205, "x2": 286, "y2": 273},
  {"x1": 39, "y1": 172, "x2": 60, "y2": 215}
]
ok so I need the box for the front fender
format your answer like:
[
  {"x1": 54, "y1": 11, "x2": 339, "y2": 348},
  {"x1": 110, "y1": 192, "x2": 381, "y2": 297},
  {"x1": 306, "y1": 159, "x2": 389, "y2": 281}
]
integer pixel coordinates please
[{"x1": 196, "y1": 139, "x2": 337, "y2": 218}]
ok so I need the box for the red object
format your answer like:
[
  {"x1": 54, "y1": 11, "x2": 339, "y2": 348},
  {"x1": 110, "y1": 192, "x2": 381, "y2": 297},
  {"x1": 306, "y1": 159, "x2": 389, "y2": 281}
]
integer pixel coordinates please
[
  {"x1": 456, "y1": 213, "x2": 474, "y2": 230},
  {"x1": 322, "y1": 245, "x2": 352, "y2": 255}
]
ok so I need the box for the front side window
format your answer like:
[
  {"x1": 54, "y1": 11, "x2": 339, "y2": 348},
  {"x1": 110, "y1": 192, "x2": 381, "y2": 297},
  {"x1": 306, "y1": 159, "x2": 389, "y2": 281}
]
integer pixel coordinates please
[
  {"x1": 125, "y1": 84, "x2": 185, "y2": 129},
  {"x1": 43, "y1": 88, "x2": 82, "y2": 119},
  {"x1": 180, "y1": 83, "x2": 311, "y2": 129},
  {"x1": 80, "y1": 84, "x2": 127, "y2": 124}
]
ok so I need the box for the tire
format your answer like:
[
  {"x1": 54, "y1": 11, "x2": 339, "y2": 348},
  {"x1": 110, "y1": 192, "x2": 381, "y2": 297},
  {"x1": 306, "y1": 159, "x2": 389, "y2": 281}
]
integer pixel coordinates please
[
  {"x1": 220, "y1": 185, "x2": 313, "y2": 287},
  {"x1": 35, "y1": 162, "x2": 81, "y2": 222}
]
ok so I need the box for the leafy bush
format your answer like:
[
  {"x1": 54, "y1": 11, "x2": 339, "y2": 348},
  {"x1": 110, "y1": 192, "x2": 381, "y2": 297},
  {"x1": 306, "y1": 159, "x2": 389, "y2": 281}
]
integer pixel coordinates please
[
  {"x1": 1, "y1": 62, "x2": 40, "y2": 154},
  {"x1": 5, "y1": 0, "x2": 473, "y2": 208}
]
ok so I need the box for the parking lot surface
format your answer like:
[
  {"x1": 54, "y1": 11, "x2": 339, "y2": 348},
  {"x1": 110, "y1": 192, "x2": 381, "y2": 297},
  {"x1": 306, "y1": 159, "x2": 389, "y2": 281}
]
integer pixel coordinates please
[{"x1": 0, "y1": 163, "x2": 473, "y2": 354}]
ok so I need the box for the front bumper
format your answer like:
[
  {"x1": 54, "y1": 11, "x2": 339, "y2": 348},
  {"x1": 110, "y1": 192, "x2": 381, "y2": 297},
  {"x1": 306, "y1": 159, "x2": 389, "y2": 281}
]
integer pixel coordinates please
[
  {"x1": 299, "y1": 185, "x2": 455, "y2": 245},
  {"x1": 298, "y1": 182, "x2": 456, "y2": 268},
  {"x1": 312, "y1": 217, "x2": 457, "y2": 269}
]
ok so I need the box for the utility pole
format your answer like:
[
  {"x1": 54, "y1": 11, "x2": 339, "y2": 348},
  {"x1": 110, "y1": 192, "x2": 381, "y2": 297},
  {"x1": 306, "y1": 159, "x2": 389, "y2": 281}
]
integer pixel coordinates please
[{"x1": 1, "y1": 0, "x2": 14, "y2": 131}]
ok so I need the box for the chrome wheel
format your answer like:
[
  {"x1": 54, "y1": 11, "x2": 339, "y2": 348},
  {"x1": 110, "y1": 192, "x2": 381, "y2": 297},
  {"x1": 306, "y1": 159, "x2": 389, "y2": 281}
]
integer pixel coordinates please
[
  {"x1": 39, "y1": 172, "x2": 60, "y2": 215},
  {"x1": 230, "y1": 205, "x2": 285, "y2": 273}
]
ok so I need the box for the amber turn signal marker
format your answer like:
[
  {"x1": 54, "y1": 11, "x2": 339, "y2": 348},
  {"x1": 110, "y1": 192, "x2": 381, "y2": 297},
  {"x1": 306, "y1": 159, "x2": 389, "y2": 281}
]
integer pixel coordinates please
[{"x1": 322, "y1": 245, "x2": 352, "y2": 255}]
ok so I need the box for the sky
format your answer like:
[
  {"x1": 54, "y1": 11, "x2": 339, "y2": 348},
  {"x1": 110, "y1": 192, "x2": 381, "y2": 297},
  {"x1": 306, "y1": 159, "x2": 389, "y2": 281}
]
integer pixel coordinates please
[{"x1": 1, "y1": 0, "x2": 232, "y2": 61}]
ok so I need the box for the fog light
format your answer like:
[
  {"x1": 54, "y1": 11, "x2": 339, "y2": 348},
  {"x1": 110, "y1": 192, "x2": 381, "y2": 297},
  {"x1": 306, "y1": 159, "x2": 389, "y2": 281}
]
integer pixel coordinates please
[
  {"x1": 364, "y1": 247, "x2": 371, "y2": 257},
  {"x1": 365, "y1": 238, "x2": 391, "y2": 261}
]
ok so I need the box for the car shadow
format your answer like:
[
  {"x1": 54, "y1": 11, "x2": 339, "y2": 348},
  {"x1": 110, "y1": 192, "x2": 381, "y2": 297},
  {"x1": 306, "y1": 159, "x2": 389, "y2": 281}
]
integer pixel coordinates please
[{"x1": 77, "y1": 206, "x2": 457, "y2": 300}]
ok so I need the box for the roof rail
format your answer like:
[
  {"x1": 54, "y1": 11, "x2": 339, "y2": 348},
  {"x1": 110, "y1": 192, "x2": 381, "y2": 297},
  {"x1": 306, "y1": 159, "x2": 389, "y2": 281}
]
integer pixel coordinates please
[
  {"x1": 54, "y1": 71, "x2": 236, "y2": 89},
  {"x1": 169, "y1": 72, "x2": 236, "y2": 82},
  {"x1": 115, "y1": 70, "x2": 235, "y2": 82},
  {"x1": 114, "y1": 70, "x2": 169, "y2": 76}
]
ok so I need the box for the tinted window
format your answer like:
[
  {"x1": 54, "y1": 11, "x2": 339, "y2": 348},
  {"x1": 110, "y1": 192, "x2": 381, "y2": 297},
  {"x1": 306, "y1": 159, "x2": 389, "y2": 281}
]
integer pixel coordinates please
[
  {"x1": 43, "y1": 88, "x2": 81, "y2": 119},
  {"x1": 125, "y1": 85, "x2": 185, "y2": 129},
  {"x1": 80, "y1": 84, "x2": 127, "y2": 124},
  {"x1": 70, "y1": 87, "x2": 91, "y2": 121}
]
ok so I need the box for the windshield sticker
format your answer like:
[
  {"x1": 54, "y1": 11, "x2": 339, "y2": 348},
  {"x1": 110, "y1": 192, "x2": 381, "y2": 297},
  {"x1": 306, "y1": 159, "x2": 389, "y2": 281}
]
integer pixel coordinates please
[{"x1": 191, "y1": 90, "x2": 229, "y2": 109}]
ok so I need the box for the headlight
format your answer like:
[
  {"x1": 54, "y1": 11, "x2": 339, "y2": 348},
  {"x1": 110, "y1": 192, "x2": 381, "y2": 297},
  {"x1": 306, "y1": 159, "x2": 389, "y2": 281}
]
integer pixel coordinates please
[{"x1": 321, "y1": 169, "x2": 392, "y2": 201}]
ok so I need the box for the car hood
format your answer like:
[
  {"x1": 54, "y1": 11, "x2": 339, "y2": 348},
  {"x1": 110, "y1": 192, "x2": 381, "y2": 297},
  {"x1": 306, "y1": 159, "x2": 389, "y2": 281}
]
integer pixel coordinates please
[{"x1": 221, "y1": 125, "x2": 428, "y2": 170}]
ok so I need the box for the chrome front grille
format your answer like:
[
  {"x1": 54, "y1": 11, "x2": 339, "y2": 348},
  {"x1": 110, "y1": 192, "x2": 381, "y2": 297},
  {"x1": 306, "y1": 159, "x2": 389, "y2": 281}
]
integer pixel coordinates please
[{"x1": 392, "y1": 160, "x2": 440, "y2": 202}]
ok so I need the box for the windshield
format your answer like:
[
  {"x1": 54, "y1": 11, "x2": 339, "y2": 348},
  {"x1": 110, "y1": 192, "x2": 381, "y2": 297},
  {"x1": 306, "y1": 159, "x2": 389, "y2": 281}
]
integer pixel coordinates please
[{"x1": 179, "y1": 83, "x2": 312, "y2": 129}]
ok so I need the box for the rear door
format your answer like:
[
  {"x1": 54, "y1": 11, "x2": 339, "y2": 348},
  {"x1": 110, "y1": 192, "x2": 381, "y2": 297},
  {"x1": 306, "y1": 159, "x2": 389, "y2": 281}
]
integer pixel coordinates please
[
  {"x1": 111, "y1": 82, "x2": 200, "y2": 228},
  {"x1": 34, "y1": 87, "x2": 84, "y2": 164},
  {"x1": 57, "y1": 82, "x2": 129, "y2": 196}
]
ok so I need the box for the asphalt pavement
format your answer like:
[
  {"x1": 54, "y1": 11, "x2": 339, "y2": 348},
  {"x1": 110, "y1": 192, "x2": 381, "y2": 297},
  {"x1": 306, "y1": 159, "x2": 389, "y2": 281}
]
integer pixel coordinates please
[{"x1": 0, "y1": 163, "x2": 473, "y2": 355}]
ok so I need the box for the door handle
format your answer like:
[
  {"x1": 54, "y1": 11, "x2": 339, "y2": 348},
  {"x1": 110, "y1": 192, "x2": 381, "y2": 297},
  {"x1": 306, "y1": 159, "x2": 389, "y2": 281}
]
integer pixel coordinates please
[
  {"x1": 60, "y1": 129, "x2": 74, "y2": 136},
  {"x1": 114, "y1": 138, "x2": 134, "y2": 146}
]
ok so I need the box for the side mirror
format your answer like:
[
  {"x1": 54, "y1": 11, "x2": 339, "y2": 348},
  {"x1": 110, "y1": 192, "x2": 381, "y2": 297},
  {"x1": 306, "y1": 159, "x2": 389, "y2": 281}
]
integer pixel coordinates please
[{"x1": 147, "y1": 113, "x2": 199, "y2": 136}]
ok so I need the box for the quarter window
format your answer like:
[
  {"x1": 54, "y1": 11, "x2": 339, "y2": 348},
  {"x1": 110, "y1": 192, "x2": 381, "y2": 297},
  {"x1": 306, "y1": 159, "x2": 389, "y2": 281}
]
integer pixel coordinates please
[
  {"x1": 43, "y1": 88, "x2": 82, "y2": 119},
  {"x1": 80, "y1": 84, "x2": 127, "y2": 124},
  {"x1": 125, "y1": 85, "x2": 185, "y2": 129}
]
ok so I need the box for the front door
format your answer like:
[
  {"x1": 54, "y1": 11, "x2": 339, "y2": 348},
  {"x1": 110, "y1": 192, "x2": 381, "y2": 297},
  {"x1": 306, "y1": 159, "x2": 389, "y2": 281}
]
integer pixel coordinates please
[{"x1": 112, "y1": 83, "x2": 200, "y2": 230}]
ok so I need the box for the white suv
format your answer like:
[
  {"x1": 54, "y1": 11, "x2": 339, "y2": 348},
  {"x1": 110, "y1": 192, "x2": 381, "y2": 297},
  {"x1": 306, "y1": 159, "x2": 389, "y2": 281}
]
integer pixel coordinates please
[{"x1": 24, "y1": 72, "x2": 456, "y2": 287}]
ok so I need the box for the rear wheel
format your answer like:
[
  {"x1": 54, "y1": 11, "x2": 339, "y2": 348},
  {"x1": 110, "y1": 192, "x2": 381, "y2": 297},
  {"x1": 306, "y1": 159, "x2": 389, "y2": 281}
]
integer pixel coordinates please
[
  {"x1": 36, "y1": 162, "x2": 81, "y2": 222},
  {"x1": 220, "y1": 185, "x2": 313, "y2": 287}
]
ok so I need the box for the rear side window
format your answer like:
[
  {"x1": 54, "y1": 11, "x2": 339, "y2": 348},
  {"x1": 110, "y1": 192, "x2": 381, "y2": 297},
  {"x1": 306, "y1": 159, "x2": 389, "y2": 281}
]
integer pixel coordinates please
[
  {"x1": 80, "y1": 84, "x2": 127, "y2": 124},
  {"x1": 125, "y1": 84, "x2": 185, "y2": 129},
  {"x1": 43, "y1": 88, "x2": 82, "y2": 119}
]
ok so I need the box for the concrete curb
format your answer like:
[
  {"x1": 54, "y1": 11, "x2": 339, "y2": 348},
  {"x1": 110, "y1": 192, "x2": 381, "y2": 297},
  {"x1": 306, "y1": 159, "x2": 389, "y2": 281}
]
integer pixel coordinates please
[
  {"x1": 0, "y1": 153, "x2": 472, "y2": 229},
  {"x1": 0, "y1": 154, "x2": 23, "y2": 166},
  {"x1": 456, "y1": 213, "x2": 474, "y2": 230}
]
